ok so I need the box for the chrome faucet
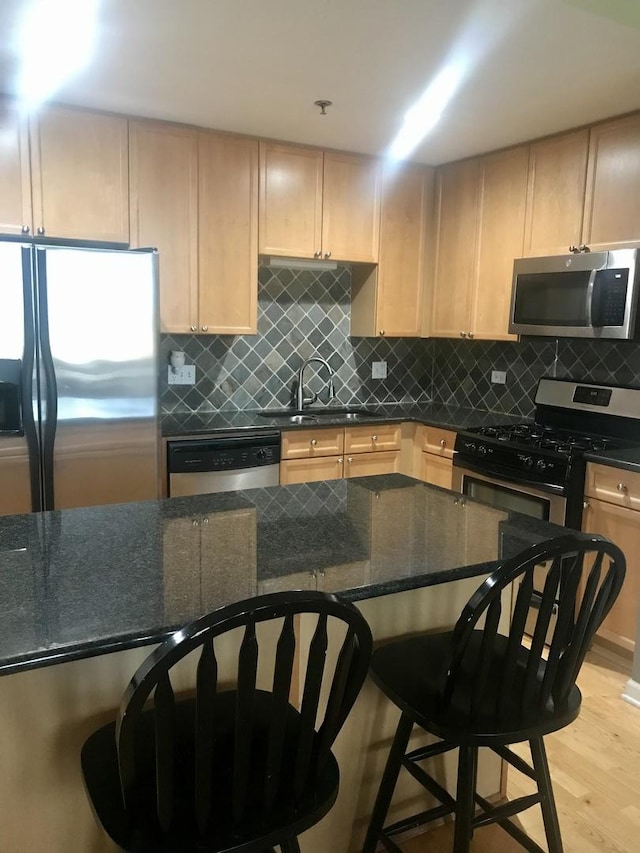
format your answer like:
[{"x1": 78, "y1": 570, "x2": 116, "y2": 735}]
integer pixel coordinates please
[{"x1": 295, "y1": 356, "x2": 335, "y2": 410}]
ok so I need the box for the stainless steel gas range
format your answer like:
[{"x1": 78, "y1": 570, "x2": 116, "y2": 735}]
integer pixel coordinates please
[{"x1": 452, "y1": 377, "x2": 640, "y2": 530}]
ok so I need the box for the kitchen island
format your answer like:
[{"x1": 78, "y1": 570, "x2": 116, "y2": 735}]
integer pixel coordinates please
[{"x1": 0, "y1": 475, "x2": 565, "y2": 852}]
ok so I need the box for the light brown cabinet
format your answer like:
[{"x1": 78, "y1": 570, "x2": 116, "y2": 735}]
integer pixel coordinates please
[
  {"x1": 129, "y1": 120, "x2": 199, "y2": 334},
  {"x1": 279, "y1": 424, "x2": 401, "y2": 485},
  {"x1": 31, "y1": 106, "x2": 130, "y2": 243},
  {"x1": 259, "y1": 142, "x2": 381, "y2": 263},
  {"x1": 131, "y1": 123, "x2": 258, "y2": 335},
  {"x1": 0, "y1": 102, "x2": 129, "y2": 243},
  {"x1": 416, "y1": 425, "x2": 456, "y2": 489},
  {"x1": 430, "y1": 146, "x2": 527, "y2": 341},
  {"x1": 583, "y1": 113, "x2": 640, "y2": 252},
  {"x1": 582, "y1": 462, "x2": 640, "y2": 652},
  {"x1": 351, "y1": 161, "x2": 433, "y2": 338},
  {"x1": 523, "y1": 129, "x2": 589, "y2": 257}
]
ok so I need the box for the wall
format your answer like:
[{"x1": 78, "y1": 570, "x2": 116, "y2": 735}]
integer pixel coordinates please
[{"x1": 161, "y1": 263, "x2": 640, "y2": 418}]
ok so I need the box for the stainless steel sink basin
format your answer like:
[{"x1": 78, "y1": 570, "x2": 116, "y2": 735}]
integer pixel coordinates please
[{"x1": 257, "y1": 407, "x2": 381, "y2": 422}]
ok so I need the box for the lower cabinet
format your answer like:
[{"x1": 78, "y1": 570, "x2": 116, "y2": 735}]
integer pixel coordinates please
[
  {"x1": 280, "y1": 424, "x2": 401, "y2": 485},
  {"x1": 582, "y1": 462, "x2": 640, "y2": 653},
  {"x1": 416, "y1": 425, "x2": 456, "y2": 489}
]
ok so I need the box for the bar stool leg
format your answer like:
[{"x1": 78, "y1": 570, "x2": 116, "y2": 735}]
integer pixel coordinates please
[
  {"x1": 530, "y1": 738, "x2": 564, "y2": 853},
  {"x1": 453, "y1": 745, "x2": 478, "y2": 853},
  {"x1": 362, "y1": 712, "x2": 414, "y2": 853}
]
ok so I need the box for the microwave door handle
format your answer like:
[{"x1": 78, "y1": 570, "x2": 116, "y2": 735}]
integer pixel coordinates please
[{"x1": 585, "y1": 269, "x2": 597, "y2": 326}]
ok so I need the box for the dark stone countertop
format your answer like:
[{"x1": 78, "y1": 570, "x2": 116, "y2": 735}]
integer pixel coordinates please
[
  {"x1": 161, "y1": 402, "x2": 527, "y2": 437},
  {"x1": 0, "y1": 474, "x2": 566, "y2": 676},
  {"x1": 584, "y1": 446, "x2": 640, "y2": 473}
]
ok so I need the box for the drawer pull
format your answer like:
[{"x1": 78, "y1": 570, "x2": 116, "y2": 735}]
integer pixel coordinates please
[
  {"x1": 372, "y1": 434, "x2": 378, "y2": 441},
  {"x1": 440, "y1": 438, "x2": 447, "y2": 448},
  {"x1": 310, "y1": 439, "x2": 317, "y2": 447},
  {"x1": 617, "y1": 482, "x2": 628, "y2": 493},
  {"x1": 583, "y1": 500, "x2": 590, "y2": 510}
]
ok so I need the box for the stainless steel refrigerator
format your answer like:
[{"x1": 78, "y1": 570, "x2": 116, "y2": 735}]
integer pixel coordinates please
[{"x1": 0, "y1": 241, "x2": 159, "y2": 515}]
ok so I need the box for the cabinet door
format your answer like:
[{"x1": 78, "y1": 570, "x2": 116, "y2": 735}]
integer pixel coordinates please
[
  {"x1": 163, "y1": 517, "x2": 202, "y2": 623},
  {"x1": 129, "y1": 121, "x2": 199, "y2": 334},
  {"x1": 583, "y1": 113, "x2": 640, "y2": 251},
  {"x1": 344, "y1": 424, "x2": 401, "y2": 454},
  {"x1": 0, "y1": 99, "x2": 32, "y2": 235},
  {"x1": 582, "y1": 498, "x2": 638, "y2": 653},
  {"x1": 280, "y1": 456, "x2": 344, "y2": 485},
  {"x1": 374, "y1": 162, "x2": 433, "y2": 337},
  {"x1": 472, "y1": 146, "x2": 528, "y2": 341},
  {"x1": 421, "y1": 453, "x2": 453, "y2": 489},
  {"x1": 322, "y1": 151, "x2": 381, "y2": 263},
  {"x1": 523, "y1": 129, "x2": 588, "y2": 256},
  {"x1": 31, "y1": 106, "x2": 129, "y2": 243},
  {"x1": 258, "y1": 142, "x2": 323, "y2": 258},
  {"x1": 198, "y1": 132, "x2": 258, "y2": 334},
  {"x1": 200, "y1": 509, "x2": 256, "y2": 608},
  {"x1": 430, "y1": 158, "x2": 480, "y2": 338},
  {"x1": 344, "y1": 451, "x2": 400, "y2": 478}
]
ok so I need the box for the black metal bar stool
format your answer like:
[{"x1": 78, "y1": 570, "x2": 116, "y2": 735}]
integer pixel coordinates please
[
  {"x1": 81, "y1": 589, "x2": 372, "y2": 852},
  {"x1": 362, "y1": 533, "x2": 626, "y2": 853}
]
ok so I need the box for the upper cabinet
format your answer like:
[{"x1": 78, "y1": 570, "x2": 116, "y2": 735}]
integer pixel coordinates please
[
  {"x1": 351, "y1": 161, "x2": 433, "y2": 337},
  {"x1": 259, "y1": 142, "x2": 381, "y2": 263},
  {"x1": 0, "y1": 102, "x2": 129, "y2": 243},
  {"x1": 130, "y1": 122, "x2": 258, "y2": 335},
  {"x1": 129, "y1": 120, "x2": 199, "y2": 334},
  {"x1": 430, "y1": 145, "x2": 527, "y2": 340},
  {"x1": 198, "y1": 131, "x2": 258, "y2": 335},
  {"x1": 523, "y1": 129, "x2": 589, "y2": 257},
  {"x1": 583, "y1": 113, "x2": 640, "y2": 252}
]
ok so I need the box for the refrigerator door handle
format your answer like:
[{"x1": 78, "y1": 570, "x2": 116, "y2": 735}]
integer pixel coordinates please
[
  {"x1": 35, "y1": 248, "x2": 58, "y2": 511},
  {"x1": 21, "y1": 246, "x2": 44, "y2": 512}
]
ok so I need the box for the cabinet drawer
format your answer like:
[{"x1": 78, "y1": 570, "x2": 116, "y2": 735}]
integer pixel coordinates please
[
  {"x1": 585, "y1": 463, "x2": 640, "y2": 509},
  {"x1": 421, "y1": 453, "x2": 453, "y2": 489},
  {"x1": 344, "y1": 424, "x2": 401, "y2": 454},
  {"x1": 280, "y1": 456, "x2": 343, "y2": 485},
  {"x1": 344, "y1": 451, "x2": 400, "y2": 478},
  {"x1": 421, "y1": 426, "x2": 456, "y2": 458},
  {"x1": 281, "y1": 428, "x2": 344, "y2": 459}
]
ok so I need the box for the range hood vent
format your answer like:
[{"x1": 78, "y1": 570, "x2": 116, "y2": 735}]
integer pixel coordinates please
[{"x1": 262, "y1": 256, "x2": 338, "y2": 272}]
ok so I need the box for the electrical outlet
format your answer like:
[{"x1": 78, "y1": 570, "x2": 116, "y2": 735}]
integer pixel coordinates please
[
  {"x1": 372, "y1": 361, "x2": 387, "y2": 379},
  {"x1": 167, "y1": 365, "x2": 196, "y2": 385},
  {"x1": 491, "y1": 370, "x2": 507, "y2": 385}
]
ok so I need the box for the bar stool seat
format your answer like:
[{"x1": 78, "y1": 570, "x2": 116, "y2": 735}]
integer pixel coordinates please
[
  {"x1": 81, "y1": 590, "x2": 373, "y2": 853},
  {"x1": 362, "y1": 533, "x2": 626, "y2": 853}
]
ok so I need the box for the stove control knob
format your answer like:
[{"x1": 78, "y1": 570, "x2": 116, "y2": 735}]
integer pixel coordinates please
[
  {"x1": 536, "y1": 459, "x2": 547, "y2": 472},
  {"x1": 464, "y1": 442, "x2": 477, "y2": 452},
  {"x1": 255, "y1": 448, "x2": 267, "y2": 462},
  {"x1": 522, "y1": 456, "x2": 533, "y2": 470},
  {"x1": 478, "y1": 445, "x2": 487, "y2": 455}
]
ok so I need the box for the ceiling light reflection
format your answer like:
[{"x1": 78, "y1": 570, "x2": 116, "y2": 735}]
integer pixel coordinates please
[{"x1": 16, "y1": 0, "x2": 99, "y2": 113}]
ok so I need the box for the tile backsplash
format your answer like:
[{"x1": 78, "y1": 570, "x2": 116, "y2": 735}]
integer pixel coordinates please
[{"x1": 160, "y1": 264, "x2": 640, "y2": 419}]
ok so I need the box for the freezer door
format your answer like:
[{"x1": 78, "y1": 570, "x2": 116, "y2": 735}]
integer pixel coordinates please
[
  {"x1": 0, "y1": 243, "x2": 36, "y2": 515},
  {"x1": 37, "y1": 246, "x2": 160, "y2": 510}
]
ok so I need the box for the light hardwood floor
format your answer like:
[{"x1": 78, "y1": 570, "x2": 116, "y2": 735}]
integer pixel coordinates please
[{"x1": 398, "y1": 644, "x2": 639, "y2": 853}]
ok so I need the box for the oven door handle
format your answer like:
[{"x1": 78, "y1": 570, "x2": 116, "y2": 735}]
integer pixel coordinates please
[{"x1": 453, "y1": 458, "x2": 566, "y2": 496}]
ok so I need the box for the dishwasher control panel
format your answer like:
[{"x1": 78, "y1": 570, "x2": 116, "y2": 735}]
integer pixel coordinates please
[{"x1": 167, "y1": 433, "x2": 281, "y2": 474}]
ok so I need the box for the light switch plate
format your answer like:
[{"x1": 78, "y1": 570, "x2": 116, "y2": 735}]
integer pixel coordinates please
[
  {"x1": 167, "y1": 365, "x2": 196, "y2": 385},
  {"x1": 491, "y1": 370, "x2": 507, "y2": 385},
  {"x1": 372, "y1": 361, "x2": 388, "y2": 379}
]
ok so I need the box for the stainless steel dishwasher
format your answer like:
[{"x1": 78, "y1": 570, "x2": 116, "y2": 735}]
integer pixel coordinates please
[{"x1": 167, "y1": 432, "x2": 280, "y2": 496}]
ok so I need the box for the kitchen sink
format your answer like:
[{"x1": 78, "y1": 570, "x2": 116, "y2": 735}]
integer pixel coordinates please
[{"x1": 257, "y1": 407, "x2": 382, "y2": 422}]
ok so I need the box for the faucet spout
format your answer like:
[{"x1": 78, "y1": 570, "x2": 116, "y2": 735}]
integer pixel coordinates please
[{"x1": 296, "y1": 356, "x2": 335, "y2": 410}]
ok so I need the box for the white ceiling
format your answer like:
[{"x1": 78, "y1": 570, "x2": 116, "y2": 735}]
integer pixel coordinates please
[{"x1": 2, "y1": 0, "x2": 640, "y2": 165}]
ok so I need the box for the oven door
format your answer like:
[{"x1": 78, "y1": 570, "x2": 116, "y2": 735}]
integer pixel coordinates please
[{"x1": 451, "y1": 465, "x2": 567, "y2": 525}]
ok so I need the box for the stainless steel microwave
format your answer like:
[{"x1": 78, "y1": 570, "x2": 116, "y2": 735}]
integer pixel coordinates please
[{"x1": 508, "y1": 248, "x2": 640, "y2": 339}]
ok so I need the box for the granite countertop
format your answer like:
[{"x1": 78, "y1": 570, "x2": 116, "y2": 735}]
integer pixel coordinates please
[
  {"x1": 584, "y1": 446, "x2": 640, "y2": 473},
  {"x1": 0, "y1": 474, "x2": 566, "y2": 676},
  {"x1": 161, "y1": 402, "x2": 528, "y2": 437}
]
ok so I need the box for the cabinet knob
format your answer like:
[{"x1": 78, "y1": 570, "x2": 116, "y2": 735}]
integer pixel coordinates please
[
  {"x1": 617, "y1": 482, "x2": 628, "y2": 493},
  {"x1": 347, "y1": 456, "x2": 353, "y2": 463},
  {"x1": 372, "y1": 434, "x2": 378, "y2": 441},
  {"x1": 310, "y1": 439, "x2": 317, "y2": 446},
  {"x1": 337, "y1": 457, "x2": 343, "y2": 464},
  {"x1": 379, "y1": 329, "x2": 385, "y2": 336},
  {"x1": 314, "y1": 250, "x2": 321, "y2": 258},
  {"x1": 467, "y1": 331, "x2": 474, "y2": 339},
  {"x1": 569, "y1": 245, "x2": 579, "y2": 254},
  {"x1": 190, "y1": 325, "x2": 197, "y2": 332},
  {"x1": 37, "y1": 226, "x2": 45, "y2": 235},
  {"x1": 324, "y1": 251, "x2": 332, "y2": 259},
  {"x1": 440, "y1": 438, "x2": 447, "y2": 448},
  {"x1": 21, "y1": 225, "x2": 30, "y2": 234},
  {"x1": 201, "y1": 517, "x2": 209, "y2": 525},
  {"x1": 460, "y1": 331, "x2": 466, "y2": 338},
  {"x1": 583, "y1": 500, "x2": 590, "y2": 509},
  {"x1": 192, "y1": 519, "x2": 199, "y2": 527},
  {"x1": 201, "y1": 325, "x2": 208, "y2": 332}
]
